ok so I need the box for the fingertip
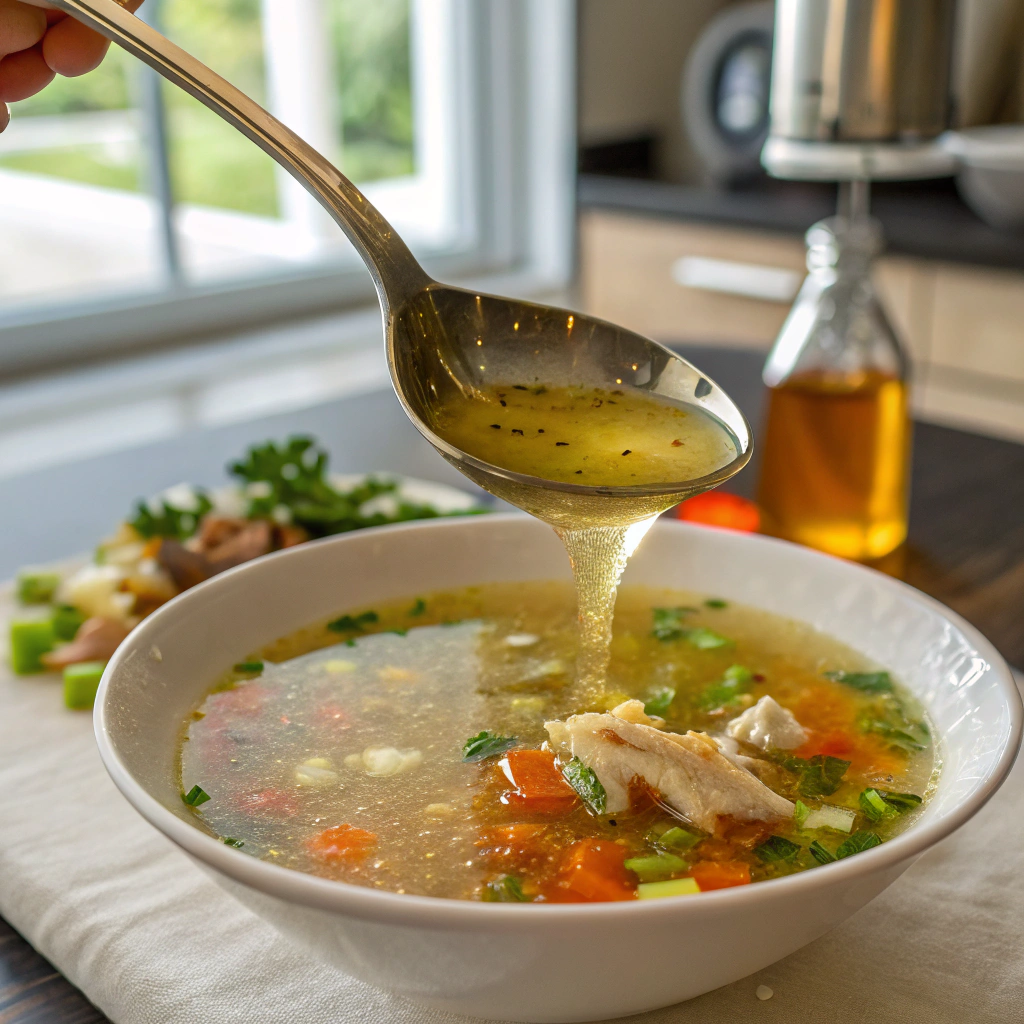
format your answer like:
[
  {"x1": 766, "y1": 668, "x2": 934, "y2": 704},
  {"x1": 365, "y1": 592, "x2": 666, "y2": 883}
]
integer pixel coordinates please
[
  {"x1": 0, "y1": 101, "x2": 9, "y2": 133},
  {"x1": 41, "y1": 16, "x2": 110, "y2": 77},
  {"x1": 0, "y1": 45, "x2": 55, "y2": 102}
]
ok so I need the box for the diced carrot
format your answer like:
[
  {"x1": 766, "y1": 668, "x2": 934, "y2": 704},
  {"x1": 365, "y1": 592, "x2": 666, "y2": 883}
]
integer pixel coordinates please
[
  {"x1": 689, "y1": 860, "x2": 751, "y2": 891},
  {"x1": 500, "y1": 750, "x2": 579, "y2": 815},
  {"x1": 307, "y1": 823, "x2": 378, "y2": 863},
  {"x1": 557, "y1": 839, "x2": 637, "y2": 902},
  {"x1": 476, "y1": 823, "x2": 553, "y2": 869}
]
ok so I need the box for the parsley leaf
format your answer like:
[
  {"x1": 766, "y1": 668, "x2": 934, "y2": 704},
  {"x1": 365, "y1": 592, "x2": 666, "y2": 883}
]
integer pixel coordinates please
[
  {"x1": 755, "y1": 835, "x2": 801, "y2": 864},
  {"x1": 651, "y1": 606, "x2": 698, "y2": 641},
  {"x1": 859, "y1": 788, "x2": 923, "y2": 822},
  {"x1": 222, "y1": 837, "x2": 245, "y2": 848},
  {"x1": 782, "y1": 754, "x2": 851, "y2": 797},
  {"x1": 182, "y1": 785, "x2": 210, "y2": 807},
  {"x1": 686, "y1": 627, "x2": 731, "y2": 650},
  {"x1": 482, "y1": 875, "x2": 529, "y2": 902},
  {"x1": 808, "y1": 840, "x2": 836, "y2": 865},
  {"x1": 408, "y1": 598, "x2": 427, "y2": 617},
  {"x1": 327, "y1": 611, "x2": 379, "y2": 633},
  {"x1": 130, "y1": 491, "x2": 213, "y2": 540},
  {"x1": 836, "y1": 831, "x2": 882, "y2": 859},
  {"x1": 462, "y1": 731, "x2": 517, "y2": 762},
  {"x1": 696, "y1": 664, "x2": 753, "y2": 711},
  {"x1": 824, "y1": 670, "x2": 894, "y2": 694},
  {"x1": 561, "y1": 757, "x2": 607, "y2": 815},
  {"x1": 644, "y1": 686, "x2": 676, "y2": 717}
]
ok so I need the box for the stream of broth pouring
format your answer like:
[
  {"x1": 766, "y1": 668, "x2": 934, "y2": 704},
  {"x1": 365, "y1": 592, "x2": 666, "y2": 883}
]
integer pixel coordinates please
[{"x1": 432, "y1": 385, "x2": 739, "y2": 703}]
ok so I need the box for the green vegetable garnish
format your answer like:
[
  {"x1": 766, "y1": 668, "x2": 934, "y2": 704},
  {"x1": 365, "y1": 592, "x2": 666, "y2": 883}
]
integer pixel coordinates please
[
  {"x1": 793, "y1": 800, "x2": 810, "y2": 828},
  {"x1": 859, "y1": 788, "x2": 923, "y2": 822},
  {"x1": 234, "y1": 661, "x2": 264, "y2": 674},
  {"x1": 462, "y1": 731, "x2": 517, "y2": 762},
  {"x1": 327, "y1": 611, "x2": 379, "y2": 633},
  {"x1": 824, "y1": 670, "x2": 893, "y2": 694},
  {"x1": 130, "y1": 491, "x2": 213, "y2": 540},
  {"x1": 9, "y1": 618, "x2": 55, "y2": 674},
  {"x1": 222, "y1": 837, "x2": 245, "y2": 848},
  {"x1": 63, "y1": 661, "x2": 106, "y2": 710},
  {"x1": 754, "y1": 835, "x2": 801, "y2": 864},
  {"x1": 636, "y1": 877, "x2": 700, "y2": 899},
  {"x1": 51, "y1": 604, "x2": 84, "y2": 642},
  {"x1": 782, "y1": 754, "x2": 851, "y2": 797},
  {"x1": 686, "y1": 627, "x2": 731, "y2": 650},
  {"x1": 651, "y1": 606, "x2": 698, "y2": 641},
  {"x1": 697, "y1": 664, "x2": 753, "y2": 710},
  {"x1": 561, "y1": 757, "x2": 607, "y2": 815},
  {"x1": 625, "y1": 853, "x2": 687, "y2": 882},
  {"x1": 408, "y1": 598, "x2": 427, "y2": 616},
  {"x1": 482, "y1": 875, "x2": 529, "y2": 902},
  {"x1": 182, "y1": 785, "x2": 211, "y2": 807},
  {"x1": 655, "y1": 826, "x2": 702, "y2": 852},
  {"x1": 704, "y1": 598, "x2": 728, "y2": 609},
  {"x1": 836, "y1": 831, "x2": 882, "y2": 858},
  {"x1": 388, "y1": 628, "x2": 408, "y2": 637},
  {"x1": 808, "y1": 840, "x2": 836, "y2": 865},
  {"x1": 16, "y1": 570, "x2": 60, "y2": 605},
  {"x1": 861, "y1": 718, "x2": 928, "y2": 752},
  {"x1": 644, "y1": 686, "x2": 676, "y2": 717}
]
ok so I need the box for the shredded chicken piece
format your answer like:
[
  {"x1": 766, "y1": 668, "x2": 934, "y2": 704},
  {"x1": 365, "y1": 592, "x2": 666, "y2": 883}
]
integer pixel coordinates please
[
  {"x1": 725, "y1": 695, "x2": 808, "y2": 752},
  {"x1": 546, "y1": 700, "x2": 793, "y2": 833},
  {"x1": 42, "y1": 617, "x2": 130, "y2": 670}
]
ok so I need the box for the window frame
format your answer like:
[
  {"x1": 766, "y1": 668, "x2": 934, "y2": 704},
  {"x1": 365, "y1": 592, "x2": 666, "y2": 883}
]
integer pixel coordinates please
[{"x1": 0, "y1": 0, "x2": 576, "y2": 379}]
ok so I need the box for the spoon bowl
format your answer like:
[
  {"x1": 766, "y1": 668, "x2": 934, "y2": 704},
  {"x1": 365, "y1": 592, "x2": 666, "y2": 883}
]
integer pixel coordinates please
[{"x1": 46, "y1": 0, "x2": 750, "y2": 525}]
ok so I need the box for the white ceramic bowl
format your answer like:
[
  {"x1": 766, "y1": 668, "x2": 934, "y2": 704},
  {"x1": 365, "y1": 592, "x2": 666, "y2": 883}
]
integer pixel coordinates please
[{"x1": 95, "y1": 515, "x2": 1022, "y2": 1023}]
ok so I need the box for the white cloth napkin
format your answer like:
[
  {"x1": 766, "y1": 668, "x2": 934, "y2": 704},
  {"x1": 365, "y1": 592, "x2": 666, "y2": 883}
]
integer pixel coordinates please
[{"x1": 1, "y1": 579, "x2": 1022, "y2": 1024}]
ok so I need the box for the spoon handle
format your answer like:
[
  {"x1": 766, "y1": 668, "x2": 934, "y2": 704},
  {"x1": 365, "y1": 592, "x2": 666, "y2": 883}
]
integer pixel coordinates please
[{"x1": 46, "y1": 0, "x2": 431, "y2": 310}]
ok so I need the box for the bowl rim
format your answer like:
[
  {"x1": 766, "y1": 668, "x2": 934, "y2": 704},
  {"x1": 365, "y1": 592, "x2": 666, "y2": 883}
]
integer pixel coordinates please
[{"x1": 94, "y1": 514, "x2": 1023, "y2": 928}]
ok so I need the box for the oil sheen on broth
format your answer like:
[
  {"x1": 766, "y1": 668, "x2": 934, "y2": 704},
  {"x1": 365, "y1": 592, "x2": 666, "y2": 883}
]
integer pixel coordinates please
[
  {"x1": 431, "y1": 385, "x2": 738, "y2": 691},
  {"x1": 180, "y1": 584, "x2": 935, "y2": 902}
]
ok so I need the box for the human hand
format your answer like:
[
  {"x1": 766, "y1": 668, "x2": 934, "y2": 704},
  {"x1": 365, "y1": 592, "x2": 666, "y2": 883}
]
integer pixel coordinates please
[{"x1": 0, "y1": 0, "x2": 143, "y2": 132}]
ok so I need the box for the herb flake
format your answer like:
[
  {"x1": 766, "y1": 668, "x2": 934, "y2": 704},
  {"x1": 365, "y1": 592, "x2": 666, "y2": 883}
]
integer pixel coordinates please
[
  {"x1": 782, "y1": 754, "x2": 851, "y2": 798},
  {"x1": 755, "y1": 835, "x2": 801, "y2": 864},
  {"x1": 327, "y1": 611, "x2": 379, "y2": 633},
  {"x1": 561, "y1": 757, "x2": 607, "y2": 815},
  {"x1": 836, "y1": 831, "x2": 882, "y2": 859},
  {"x1": 482, "y1": 875, "x2": 529, "y2": 902},
  {"x1": 462, "y1": 731, "x2": 517, "y2": 762},
  {"x1": 644, "y1": 686, "x2": 676, "y2": 717},
  {"x1": 182, "y1": 785, "x2": 210, "y2": 807},
  {"x1": 824, "y1": 670, "x2": 894, "y2": 694}
]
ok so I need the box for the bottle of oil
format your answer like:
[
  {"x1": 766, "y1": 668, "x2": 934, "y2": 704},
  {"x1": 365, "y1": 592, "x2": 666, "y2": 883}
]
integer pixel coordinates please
[{"x1": 757, "y1": 201, "x2": 911, "y2": 562}]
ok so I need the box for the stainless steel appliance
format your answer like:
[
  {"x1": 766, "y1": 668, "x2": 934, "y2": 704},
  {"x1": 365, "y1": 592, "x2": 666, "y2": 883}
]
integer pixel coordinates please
[{"x1": 762, "y1": 0, "x2": 960, "y2": 180}]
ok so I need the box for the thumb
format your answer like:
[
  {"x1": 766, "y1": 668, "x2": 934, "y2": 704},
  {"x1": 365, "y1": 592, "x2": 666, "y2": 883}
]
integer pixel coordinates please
[{"x1": 0, "y1": 101, "x2": 9, "y2": 133}]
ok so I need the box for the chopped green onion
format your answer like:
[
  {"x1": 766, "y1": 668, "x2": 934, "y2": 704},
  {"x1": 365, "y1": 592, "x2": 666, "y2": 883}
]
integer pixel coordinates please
[
  {"x1": 782, "y1": 754, "x2": 851, "y2": 797},
  {"x1": 643, "y1": 686, "x2": 676, "y2": 717},
  {"x1": 462, "y1": 731, "x2": 517, "y2": 762},
  {"x1": 651, "y1": 606, "x2": 698, "y2": 641},
  {"x1": 561, "y1": 757, "x2": 607, "y2": 815},
  {"x1": 704, "y1": 598, "x2": 728, "y2": 609},
  {"x1": 836, "y1": 831, "x2": 882, "y2": 859},
  {"x1": 327, "y1": 611, "x2": 379, "y2": 633},
  {"x1": 793, "y1": 800, "x2": 810, "y2": 828},
  {"x1": 625, "y1": 853, "x2": 687, "y2": 882},
  {"x1": 802, "y1": 804, "x2": 856, "y2": 833},
  {"x1": 408, "y1": 598, "x2": 427, "y2": 617},
  {"x1": 754, "y1": 835, "x2": 801, "y2": 864},
  {"x1": 655, "y1": 826, "x2": 702, "y2": 852},
  {"x1": 9, "y1": 618, "x2": 56, "y2": 674},
  {"x1": 482, "y1": 875, "x2": 529, "y2": 902},
  {"x1": 222, "y1": 837, "x2": 245, "y2": 848},
  {"x1": 861, "y1": 719, "x2": 927, "y2": 752},
  {"x1": 824, "y1": 670, "x2": 893, "y2": 694},
  {"x1": 234, "y1": 661, "x2": 264, "y2": 674},
  {"x1": 16, "y1": 570, "x2": 61, "y2": 605},
  {"x1": 63, "y1": 661, "x2": 106, "y2": 711},
  {"x1": 637, "y1": 877, "x2": 700, "y2": 899},
  {"x1": 808, "y1": 840, "x2": 836, "y2": 865},
  {"x1": 859, "y1": 788, "x2": 923, "y2": 822},
  {"x1": 182, "y1": 785, "x2": 211, "y2": 807}
]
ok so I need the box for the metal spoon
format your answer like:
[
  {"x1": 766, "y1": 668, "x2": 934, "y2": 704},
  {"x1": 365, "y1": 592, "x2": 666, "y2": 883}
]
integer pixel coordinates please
[{"x1": 48, "y1": 0, "x2": 752, "y2": 526}]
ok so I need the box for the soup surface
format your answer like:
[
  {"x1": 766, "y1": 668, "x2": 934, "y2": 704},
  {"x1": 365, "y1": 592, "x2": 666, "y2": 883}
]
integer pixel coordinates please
[{"x1": 180, "y1": 583, "x2": 935, "y2": 902}]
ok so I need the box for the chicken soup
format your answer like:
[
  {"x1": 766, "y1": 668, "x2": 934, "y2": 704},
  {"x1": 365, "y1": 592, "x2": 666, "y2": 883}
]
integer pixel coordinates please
[{"x1": 179, "y1": 582, "x2": 935, "y2": 902}]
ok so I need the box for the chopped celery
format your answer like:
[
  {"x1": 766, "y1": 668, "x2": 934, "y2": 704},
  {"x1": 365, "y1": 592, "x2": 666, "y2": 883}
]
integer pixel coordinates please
[
  {"x1": 793, "y1": 800, "x2": 810, "y2": 828},
  {"x1": 17, "y1": 570, "x2": 60, "y2": 605},
  {"x1": 637, "y1": 877, "x2": 700, "y2": 900},
  {"x1": 63, "y1": 661, "x2": 106, "y2": 710},
  {"x1": 9, "y1": 618, "x2": 55, "y2": 674},
  {"x1": 51, "y1": 604, "x2": 85, "y2": 642},
  {"x1": 625, "y1": 853, "x2": 687, "y2": 882},
  {"x1": 656, "y1": 826, "x2": 702, "y2": 852}
]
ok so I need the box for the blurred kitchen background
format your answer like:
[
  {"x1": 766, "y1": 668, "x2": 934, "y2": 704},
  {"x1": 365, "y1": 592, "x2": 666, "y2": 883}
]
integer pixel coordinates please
[{"x1": 0, "y1": 0, "x2": 1022, "y2": 577}]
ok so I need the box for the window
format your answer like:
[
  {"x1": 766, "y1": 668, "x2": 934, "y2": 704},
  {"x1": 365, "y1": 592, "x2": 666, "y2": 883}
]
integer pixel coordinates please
[{"x1": 0, "y1": 0, "x2": 575, "y2": 376}]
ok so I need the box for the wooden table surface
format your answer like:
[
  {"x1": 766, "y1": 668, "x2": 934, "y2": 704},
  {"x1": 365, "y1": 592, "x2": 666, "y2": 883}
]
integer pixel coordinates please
[{"x1": 2, "y1": 349, "x2": 1022, "y2": 1024}]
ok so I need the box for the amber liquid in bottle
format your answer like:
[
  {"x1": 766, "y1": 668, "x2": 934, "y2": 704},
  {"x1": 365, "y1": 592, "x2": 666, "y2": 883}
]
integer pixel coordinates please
[{"x1": 757, "y1": 370, "x2": 911, "y2": 561}]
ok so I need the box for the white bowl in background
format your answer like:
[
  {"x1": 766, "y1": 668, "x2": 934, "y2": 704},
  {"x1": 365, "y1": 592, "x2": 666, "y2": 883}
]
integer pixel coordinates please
[{"x1": 94, "y1": 515, "x2": 1022, "y2": 1023}]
